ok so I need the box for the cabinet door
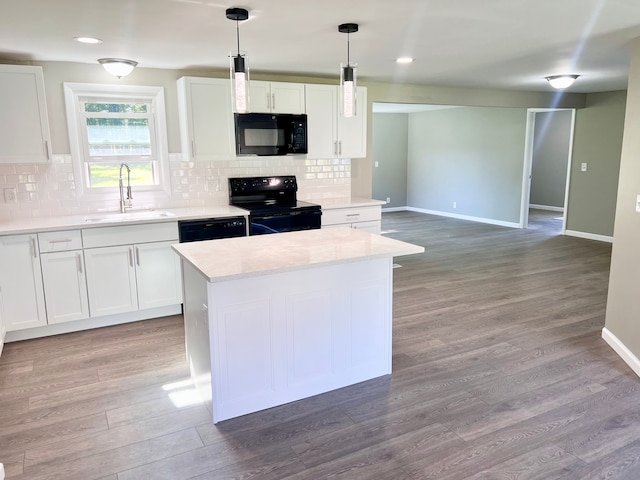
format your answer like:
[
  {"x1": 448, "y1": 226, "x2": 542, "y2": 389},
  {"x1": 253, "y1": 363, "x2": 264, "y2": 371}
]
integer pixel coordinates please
[
  {"x1": 40, "y1": 250, "x2": 89, "y2": 324},
  {"x1": 270, "y1": 82, "x2": 305, "y2": 114},
  {"x1": 248, "y1": 81, "x2": 272, "y2": 113},
  {"x1": 135, "y1": 241, "x2": 183, "y2": 310},
  {"x1": 84, "y1": 245, "x2": 138, "y2": 317},
  {"x1": 0, "y1": 234, "x2": 47, "y2": 331},
  {"x1": 0, "y1": 288, "x2": 6, "y2": 356},
  {"x1": 177, "y1": 77, "x2": 235, "y2": 161},
  {"x1": 337, "y1": 87, "x2": 368, "y2": 159},
  {"x1": 305, "y1": 84, "x2": 338, "y2": 159},
  {"x1": 0, "y1": 65, "x2": 51, "y2": 164},
  {"x1": 249, "y1": 81, "x2": 305, "y2": 113}
]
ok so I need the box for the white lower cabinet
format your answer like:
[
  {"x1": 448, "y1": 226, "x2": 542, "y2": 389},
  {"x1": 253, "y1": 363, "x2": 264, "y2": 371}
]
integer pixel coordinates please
[
  {"x1": 84, "y1": 245, "x2": 139, "y2": 317},
  {"x1": 40, "y1": 250, "x2": 89, "y2": 323},
  {"x1": 83, "y1": 223, "x2": 182, "y2": 318},
  {"x1": 322, "y1": 205, "x2": 382, "y2": 234},
  {"x1": 135, "y1": 241, "x2": 183, "y2": 310},
  {"x1": 0, "y1": 234, "x2": 47, "y2": 331}
]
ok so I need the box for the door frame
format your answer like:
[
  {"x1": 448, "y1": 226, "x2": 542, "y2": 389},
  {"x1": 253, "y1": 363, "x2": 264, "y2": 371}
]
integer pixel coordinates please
[{"x1": 519, "y1": 108, "x2": 576, "y2": 230}]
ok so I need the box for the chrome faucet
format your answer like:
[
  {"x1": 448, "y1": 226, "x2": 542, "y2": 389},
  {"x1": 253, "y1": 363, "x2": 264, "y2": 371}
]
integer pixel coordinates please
[{"x1": 119, "y1": 163, "x2": 133, "y2": 213}]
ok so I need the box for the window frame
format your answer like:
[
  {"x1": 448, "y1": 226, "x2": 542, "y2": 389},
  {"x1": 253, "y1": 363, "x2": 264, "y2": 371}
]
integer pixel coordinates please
[{"x1": 64, "y1": 82, "x2": 171, "y2": 201}]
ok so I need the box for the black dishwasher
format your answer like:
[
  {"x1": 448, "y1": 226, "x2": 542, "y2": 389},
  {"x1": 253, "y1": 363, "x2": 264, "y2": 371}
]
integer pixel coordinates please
[{"x1": 178, "y1": 216, "x2": 247, "y2": 242}]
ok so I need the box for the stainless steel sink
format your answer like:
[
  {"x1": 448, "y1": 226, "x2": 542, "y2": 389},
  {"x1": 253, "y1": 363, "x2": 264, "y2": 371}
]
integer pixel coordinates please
[{"x1": 84, "y1": 210, "x2": 176, "y2": 223}]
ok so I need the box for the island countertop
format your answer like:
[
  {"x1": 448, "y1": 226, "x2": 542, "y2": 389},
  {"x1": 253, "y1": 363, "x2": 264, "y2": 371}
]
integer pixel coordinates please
[{"x1": 172, "y1": 227, "x2": 424, "y2": 283}]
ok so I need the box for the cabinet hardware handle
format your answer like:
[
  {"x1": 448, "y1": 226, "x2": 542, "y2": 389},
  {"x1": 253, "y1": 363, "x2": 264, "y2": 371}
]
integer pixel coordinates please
[
  {"x1": 191, "y1": 140, "x2": 195, "y2": 159},
  {"x1": 339, "y1": 141, "x2": 342, "y2": 156},
  {"x1": 45, "y1": 140, "x2": 51, "y2": 160},
  {"x1": 334, "y1": 141, "x2": 338, "y2": 156},
  {"x1": 48, "y1": 238, "x2": 72, "y2": 244},
  {"x1": 77, "y1": 253, "x2": 83, "y2": 274},
  {"x1": 135, "y1": 246, "x2": 141, "y2": 266},
  {"x1": 271, "y1": 93, "x2": 276, "y2": 111},
  {"x1": 346, "y1": 213, "x2": 360, "y2": 217},
  {"x1": 31, "y1": 237, "x2": 37, "y2": 258},
  {"x1": 128, "y1": 248, "x2": 134, "y2": 267}
]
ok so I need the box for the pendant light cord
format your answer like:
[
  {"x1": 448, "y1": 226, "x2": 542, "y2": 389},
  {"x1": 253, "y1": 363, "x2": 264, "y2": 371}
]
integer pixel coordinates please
[
  {"x1": 236, "y1": 20, "x2": 241, "y2": 57},
  {"x1": 346, "y1": 32, "x2": 350, "y2": 67}
]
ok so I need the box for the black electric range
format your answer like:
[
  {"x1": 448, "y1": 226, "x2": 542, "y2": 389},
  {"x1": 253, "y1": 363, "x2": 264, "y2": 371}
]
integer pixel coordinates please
[{"x1": 229, "y1": 176, "x2": 322, "y2": 235}]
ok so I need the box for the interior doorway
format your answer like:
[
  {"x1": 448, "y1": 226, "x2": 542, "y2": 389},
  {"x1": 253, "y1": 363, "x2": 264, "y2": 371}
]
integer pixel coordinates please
[{"x1": 520, "y1": 108, "x2": 576, "y2": 231}]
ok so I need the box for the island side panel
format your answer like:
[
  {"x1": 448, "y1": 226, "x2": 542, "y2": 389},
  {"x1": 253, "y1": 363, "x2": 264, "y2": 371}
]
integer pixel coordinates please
[
  {"x1": 206, "y1": 256, "x2": 393, "y2": 423},
  {"x1": 181, "y1": 260, "x2": 213, "y2": 415}
]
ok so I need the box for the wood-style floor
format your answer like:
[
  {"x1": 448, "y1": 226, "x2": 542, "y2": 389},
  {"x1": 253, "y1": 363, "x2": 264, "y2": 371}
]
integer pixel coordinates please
[{"x1": 2, "y1": 210, "x2": 639, "y2": 479}]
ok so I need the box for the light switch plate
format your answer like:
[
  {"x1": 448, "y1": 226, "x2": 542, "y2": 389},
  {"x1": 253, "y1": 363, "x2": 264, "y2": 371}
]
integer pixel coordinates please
[{"x1": 581, "y1": 163, "x2": 588, "y2": 172}]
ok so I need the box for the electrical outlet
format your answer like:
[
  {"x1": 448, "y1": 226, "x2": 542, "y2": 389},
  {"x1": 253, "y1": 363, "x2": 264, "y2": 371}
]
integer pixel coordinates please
[
  {"x1": 386, "y1": 197, "x2": 390, "y2": 204},
  {"x1": 453, "y1": 201, "x2": 457, "y2": 209},
  {"x1": 4, "y1": 187, "x2": 17, "y2": 203},
  {"x1": 581, "y1": 163, "x2": 588, "y2": 172}
]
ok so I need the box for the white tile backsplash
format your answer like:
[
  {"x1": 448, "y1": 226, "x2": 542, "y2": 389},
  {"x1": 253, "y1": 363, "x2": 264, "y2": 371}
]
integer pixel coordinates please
[{"x1": 0, "y1": 153, "x2": 350, "y2": 220}]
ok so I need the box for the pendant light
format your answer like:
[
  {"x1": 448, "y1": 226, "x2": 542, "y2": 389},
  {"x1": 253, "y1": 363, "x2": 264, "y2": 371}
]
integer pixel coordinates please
[
  {"x1": 338, "y1": 23, "x2": 359, "y2": 118},
  {"x1": 226, "y1": 7, "x2": 250, "y2": 113}
]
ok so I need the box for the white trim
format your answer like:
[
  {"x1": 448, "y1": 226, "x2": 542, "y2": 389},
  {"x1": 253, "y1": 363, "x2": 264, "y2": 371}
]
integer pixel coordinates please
[
  {"x1": 529, "y1": 204, "x2": 564, "y2": 212},
  {"x1": 406, "y1": 207, "x2": 520, "y2": 228},
  {"x1": 564, "y1": 229, "x2": 613, "y2": 243},
  {"x1": 381, "y1": 206, "x2": 408, "y2": 213},
  {"x1": 63, "y1": 82, "x2": 171, "y2": 203},
  {"x1": 602, "y1": 327, "x2": 640, "y2": 378}
]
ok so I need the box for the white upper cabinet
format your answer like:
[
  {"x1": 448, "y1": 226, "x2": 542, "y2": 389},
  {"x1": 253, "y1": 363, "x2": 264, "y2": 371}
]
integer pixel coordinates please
[
  {"x1": 249, "y1": 81, "x2": 305, "y2": 114},
  {"x1": 306, "y1": 84, "x2": 367, "y2": 159},
  {"x1": 0, "y1": 65, "x2": 52, "y2": 164},
  {"x1": 177, "y1": 76, "x2": 235, "y2": 161},
  {"x1": 306, "y1": 84, "x2": 339, "y2": 159}
]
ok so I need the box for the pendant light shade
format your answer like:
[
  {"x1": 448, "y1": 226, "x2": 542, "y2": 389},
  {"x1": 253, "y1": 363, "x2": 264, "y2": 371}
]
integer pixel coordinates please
[
  {"x1": 98, "y1": 58, "x2": 137, "y2": 78},
  {"x1": 338, "y1": 23, "x2": 358, "y2": 118},
  {"x1": 545, "y1": 74, "x2": 579, "y2": 89},
  {"x1": 227, "y1": 7, "x2": 250, "y2": 113}
]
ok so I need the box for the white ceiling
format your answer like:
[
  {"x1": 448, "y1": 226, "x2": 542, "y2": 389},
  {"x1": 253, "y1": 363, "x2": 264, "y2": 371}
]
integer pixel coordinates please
[{"x1": 2, "y1": 0, "x2": 640, "y2": 93}]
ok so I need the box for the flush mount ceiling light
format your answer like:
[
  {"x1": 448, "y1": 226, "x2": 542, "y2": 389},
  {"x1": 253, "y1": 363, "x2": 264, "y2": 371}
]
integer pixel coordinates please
[
  {"x1": 227, "y1": 7, "x2": 250, "y2": 113},
  {"x1": 74, "y1": 36, "x2": 102, "y2": 44},
  {"x1": 339, "y1": 23, "x2": 359, "y2": 118},
  {"x1": 545, "y1": 74, "x2": 580, "y2": 89},
  {"x1": 396, "y1": 57, "x2": 414, "y2": 64},
  {"x1": 98, "y1": 58, "x2": 138, "y2": 78}
]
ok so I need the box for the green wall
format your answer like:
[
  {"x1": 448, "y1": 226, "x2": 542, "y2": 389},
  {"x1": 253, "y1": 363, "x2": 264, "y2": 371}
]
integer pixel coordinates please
[
  {"x1": 372, "y1": 113, "x2": 408, "y2": 208},
  {"x1": 407, "y1": 107, "x2": 527, "y2": 224},
  {"x1": 566, "y1": 91, "x2": 626, "y2": 237}
]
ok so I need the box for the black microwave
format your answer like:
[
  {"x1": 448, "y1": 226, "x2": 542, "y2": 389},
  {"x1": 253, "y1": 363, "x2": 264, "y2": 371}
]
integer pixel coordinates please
[{"x1": 234, "y1": 113, "x2": 308, "y2": 156}]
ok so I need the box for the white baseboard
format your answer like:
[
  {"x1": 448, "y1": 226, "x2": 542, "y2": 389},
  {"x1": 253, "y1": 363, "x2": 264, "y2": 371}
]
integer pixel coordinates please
[
  {"x1": 530, "y1": 204, "x2": 564, "y2": 212},
  {"x1": 381, "y1": 206, "x2": 408, "y2": 213},
  {"x1": 5, "y1": 304, "x2": 182, "y2": 342},
  {"x1": 406, "y1": 207, "x2": 521, "y2": 229},
  {"x1": 564, "y1": 229, "x2": 613, "y2": 243},
  {"x1": 602, "y1": 327, "x2": 640, "y2": 379}
]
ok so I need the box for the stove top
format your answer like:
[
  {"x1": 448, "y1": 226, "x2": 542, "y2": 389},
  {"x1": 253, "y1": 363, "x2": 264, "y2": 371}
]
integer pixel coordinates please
[
  {"x1": 233, "y1": 199, "x2": 320, "y2": 215},
  {"x1": 229, "y1": 176, "x2": 320, "y2": 216}
]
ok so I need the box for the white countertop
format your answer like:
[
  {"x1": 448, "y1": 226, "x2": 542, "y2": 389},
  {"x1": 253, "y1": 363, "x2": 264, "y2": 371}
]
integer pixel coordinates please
[
  {"x1": 0, "y1": 198, "x2": 385, "y2": 235},
  {"x1": 0, "y1": 206, "x2": 248, "y2": 235},
  {"x1": 172, "y1": 227, "x2": 424, "y2": 282}
]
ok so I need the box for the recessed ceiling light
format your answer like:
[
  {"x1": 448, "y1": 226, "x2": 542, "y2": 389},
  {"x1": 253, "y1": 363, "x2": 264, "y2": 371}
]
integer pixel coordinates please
[
  {"x1": 396, "y1": 57, "x2": 414, "y2": 64},
  {"x1": 74, "y1": 36, "x2": 103, "y2": 44}
]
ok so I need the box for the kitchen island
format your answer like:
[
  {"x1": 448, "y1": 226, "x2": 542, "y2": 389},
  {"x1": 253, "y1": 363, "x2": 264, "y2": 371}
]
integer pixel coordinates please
[{"x1": 172, "y1": 227, "x2": 424, "y2": 423}]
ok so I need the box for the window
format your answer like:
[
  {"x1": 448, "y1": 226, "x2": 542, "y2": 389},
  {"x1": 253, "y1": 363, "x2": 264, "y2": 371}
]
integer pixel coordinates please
[{"x1": 64, "y1": 83, "x2": 170, "y2": 198}]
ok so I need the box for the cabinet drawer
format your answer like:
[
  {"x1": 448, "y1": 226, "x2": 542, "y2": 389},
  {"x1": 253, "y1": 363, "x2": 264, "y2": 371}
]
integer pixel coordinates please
[
  {"x1": 82, "y1": 222, "x2": 179, "y2": 248},
  {"x1": 322, "y1": 206, "x2": 381, "y2": 226},
  {"x1": 38, "y1": 230, "x2": 83, "y2": 252}
]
